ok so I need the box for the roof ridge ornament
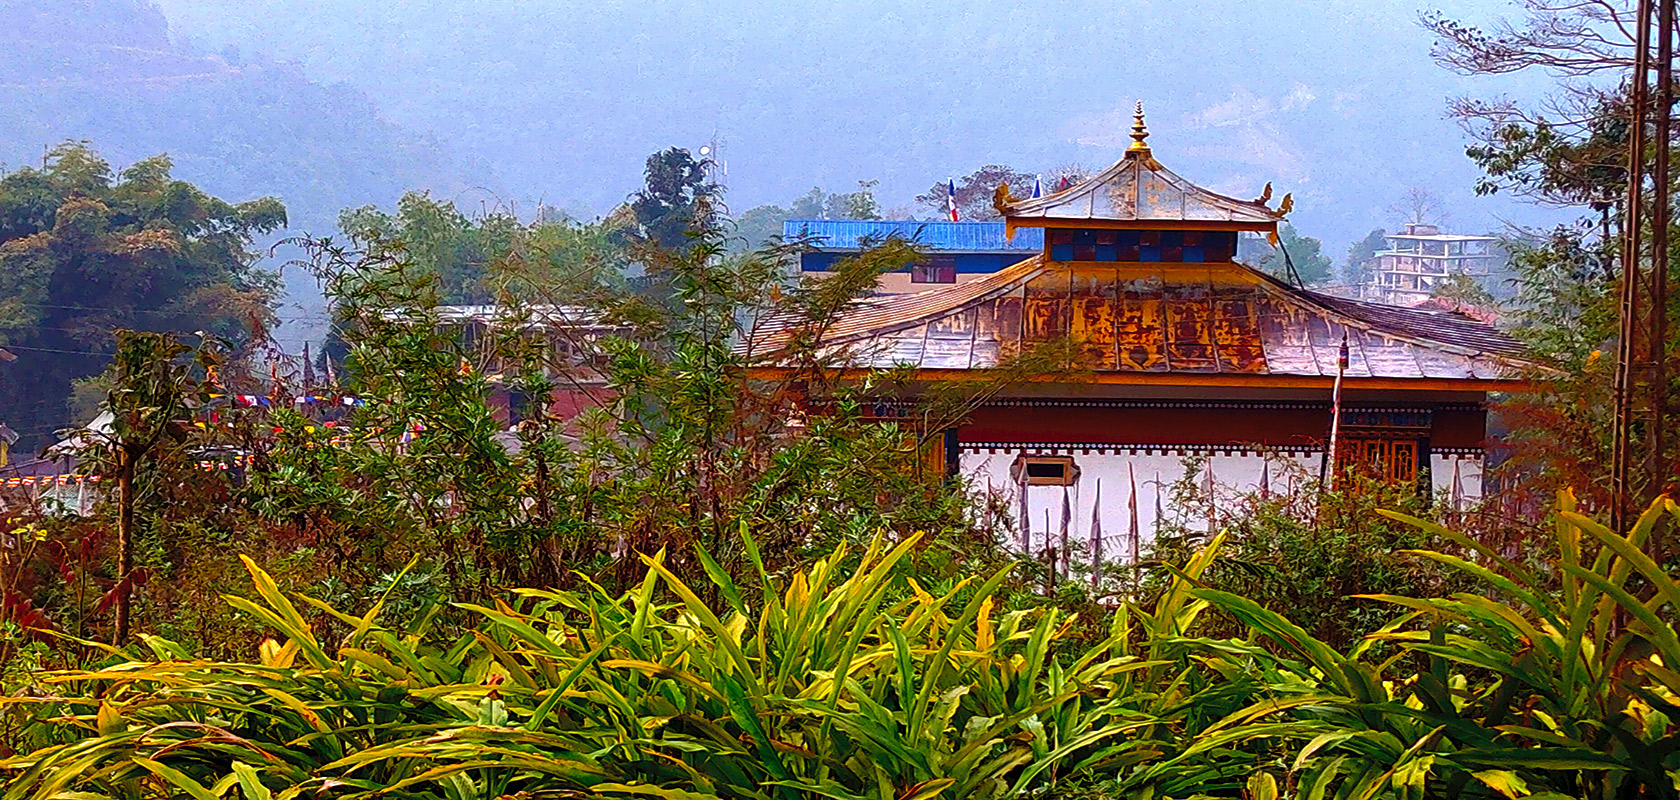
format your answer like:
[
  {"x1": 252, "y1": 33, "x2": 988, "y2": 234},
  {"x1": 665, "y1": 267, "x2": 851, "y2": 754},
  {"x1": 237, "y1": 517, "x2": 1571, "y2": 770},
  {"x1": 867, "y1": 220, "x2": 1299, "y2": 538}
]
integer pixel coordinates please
[
  {"x1": 1127, "y1": 100, "x2": 1150, "y2": 154},
  {"x1": 992, "y1": 182, "x2": 1018, "y2": 217}
]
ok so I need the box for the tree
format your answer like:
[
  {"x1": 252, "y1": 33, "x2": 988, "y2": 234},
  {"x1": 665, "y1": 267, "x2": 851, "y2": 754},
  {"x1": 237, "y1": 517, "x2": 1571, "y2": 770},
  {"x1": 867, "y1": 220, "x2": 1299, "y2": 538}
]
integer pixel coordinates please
[
  {"x1": 732, "y1": 204, "x2": 791, "y2": 252},
  {"x1": 1255, "y1": 224, "x2": 1334, "y2": 286},
  {"x1": 1423, "y1": 2, "x2": 1634, "y2": 207},
  {"x1": 1431, "y1": 271, "x2": 1500, "y2": 308},
  {"x1": 71, "y1": 331, "x2": 207, "y2": 643},
  {"x1": 338, "y1": 192, "x2": 628, "y2": 304},
  {"x1": 1047, "y1": 163, "x2": 1093, "y2": 189},
  {"x1": 824, "y1": 180, "x2": 882, "y2": 221},
  {"x1": 339, "y1": 193, "x2": 515, "y2": 304},
  {"x1": 1423, "y1": 1, "x2": 1680, "y2": 511},
  {"x1": 272, "y1": 196, "x2": 1006, "y2": 604},
  {"x1": 789, "y1": 187, "x2": 827, "y2": 219},
  {"x1": 730, "y1": 181, "x2": 883, "y2": 254},
  {"x1": 1343, "y1": 228, "x2": 1388, "y2": 286},
  {"x1": 1490, "y1": 226, "x2": 1624, "y2": 509},
  {"x1": 629, "y1": 147, "x2": 716, "y2": 248},
  {"x1": 0, "y1": 143, "x2": 285, "y2": 454},
  {"x1": 1388, "y1": 187, "x2": 1448, "y2": 227},
  {"x1": 915, "y1": 165, "x2": 1039, "y2": 221}
]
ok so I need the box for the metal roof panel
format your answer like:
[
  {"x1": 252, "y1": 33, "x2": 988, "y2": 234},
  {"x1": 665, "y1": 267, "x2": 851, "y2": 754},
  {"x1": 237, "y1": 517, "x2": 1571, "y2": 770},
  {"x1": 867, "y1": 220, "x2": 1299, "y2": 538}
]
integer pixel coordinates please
[{"x1": 783, "y1": 220, "x2": 1043, "y2": 251}]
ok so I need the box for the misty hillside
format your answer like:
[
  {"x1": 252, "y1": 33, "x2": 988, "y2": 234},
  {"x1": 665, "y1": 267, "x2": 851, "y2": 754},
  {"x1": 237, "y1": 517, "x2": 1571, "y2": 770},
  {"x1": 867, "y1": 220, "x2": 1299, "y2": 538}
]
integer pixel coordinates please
[{"x1": 0, "y1": 0, "x2": 492, "y2": 350}]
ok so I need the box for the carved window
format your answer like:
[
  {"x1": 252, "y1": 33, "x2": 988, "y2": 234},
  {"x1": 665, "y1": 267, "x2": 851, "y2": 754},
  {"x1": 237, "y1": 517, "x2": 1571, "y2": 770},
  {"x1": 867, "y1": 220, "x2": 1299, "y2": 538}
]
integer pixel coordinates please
[{"x1": 1337, "y1": 437, "x2": 1421, "y2": 484}]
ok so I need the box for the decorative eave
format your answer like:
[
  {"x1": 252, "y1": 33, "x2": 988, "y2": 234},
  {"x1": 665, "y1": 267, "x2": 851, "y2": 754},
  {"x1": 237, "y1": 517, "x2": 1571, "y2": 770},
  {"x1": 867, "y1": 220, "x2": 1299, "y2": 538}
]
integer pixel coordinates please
[
  {"x1": 1001, "y1": 102, "x2": 1286, "y2": 237},
  {"x1": 743, "y1": 255, "x2": 1544, "y2": 387}
]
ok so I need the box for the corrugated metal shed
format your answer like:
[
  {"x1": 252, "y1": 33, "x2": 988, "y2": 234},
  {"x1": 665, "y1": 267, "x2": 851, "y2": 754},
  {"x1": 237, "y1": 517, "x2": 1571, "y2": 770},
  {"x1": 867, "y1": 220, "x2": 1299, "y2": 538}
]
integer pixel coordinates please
[{"x1": 783, "y1": 220, "x2": 1044, "y2": 252}]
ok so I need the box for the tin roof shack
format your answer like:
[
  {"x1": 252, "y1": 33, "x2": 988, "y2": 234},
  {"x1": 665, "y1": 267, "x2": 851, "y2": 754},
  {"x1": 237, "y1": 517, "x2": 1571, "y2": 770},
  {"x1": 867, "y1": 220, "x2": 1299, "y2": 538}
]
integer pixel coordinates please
[
  {"x1": 787, "y1": 220, "x2": 1042, "y2": 294},
  {"x1": 436, "y1": 304, "x2": 624, "y2": 430},
  {"x1": 747, "y1": 107, "x2": 1535, "y2": 563}
]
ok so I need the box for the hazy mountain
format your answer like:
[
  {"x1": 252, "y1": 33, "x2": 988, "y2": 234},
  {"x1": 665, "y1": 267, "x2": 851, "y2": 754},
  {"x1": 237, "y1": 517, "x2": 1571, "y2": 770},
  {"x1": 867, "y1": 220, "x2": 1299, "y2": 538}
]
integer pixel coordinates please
[{"x1": 0, "y1": 0, "x2": 492, "y2": 352}]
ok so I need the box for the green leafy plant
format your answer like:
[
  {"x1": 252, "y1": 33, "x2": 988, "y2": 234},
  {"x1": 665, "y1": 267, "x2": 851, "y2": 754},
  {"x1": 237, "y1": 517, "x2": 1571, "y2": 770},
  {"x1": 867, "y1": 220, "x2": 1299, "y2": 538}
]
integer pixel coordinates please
[
  {"x1": 1155, "y1": 492, "x2": 1680, "y2": 800},
  {"x1": 2, "y1": 528, "x2": 1162, "y2": 799}
]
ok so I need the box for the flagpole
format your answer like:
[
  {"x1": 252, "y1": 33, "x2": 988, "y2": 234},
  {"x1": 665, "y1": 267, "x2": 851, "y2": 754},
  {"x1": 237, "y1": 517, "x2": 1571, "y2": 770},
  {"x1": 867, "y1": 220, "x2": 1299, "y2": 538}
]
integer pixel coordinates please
[
  {"x1": 1089, "y1": 477, "x2": 1103, "y2": 591},
  {"x1": 1016, "y1": 461, "x2": 1031, "y2": 555},
  {"x1": 1153, "y1": 470, "x2": 1163, "y2": 538},
  {"x1": 1451, "y1": 458, "x2": 1465, "y2": 521},
  {"x1": 1202, "y1": 457, "x2": 1216, "y2": 532},
  {"x1": 1043, "y1": 508, "x2": 1053, "y2": 591},
  {"x1": 1127, "y1": 462, "x2": 1139, "y2": 564},
  {"x1": 1325, "y1": 333, "x2": 1350, "y2": 490},
  {"x1": 1059, "y1": 486, "x2": 1072, "y2": 578}
]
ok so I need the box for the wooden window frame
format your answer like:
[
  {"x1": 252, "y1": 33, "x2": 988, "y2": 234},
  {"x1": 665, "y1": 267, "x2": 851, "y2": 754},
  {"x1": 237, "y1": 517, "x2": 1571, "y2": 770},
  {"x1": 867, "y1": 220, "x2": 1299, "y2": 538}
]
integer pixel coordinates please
[
  {"x1": 1336, "y1": 435, "x2": 1423, "y2": 485},
  {"x1": 1011, "y1": 454, "x2": 1078, "y2": 486}
]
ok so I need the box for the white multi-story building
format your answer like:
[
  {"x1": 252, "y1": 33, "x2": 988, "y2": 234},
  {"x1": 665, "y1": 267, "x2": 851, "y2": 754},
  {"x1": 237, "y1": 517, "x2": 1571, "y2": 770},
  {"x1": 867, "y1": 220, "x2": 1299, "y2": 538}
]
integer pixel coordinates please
[{"x1": 1369, "y1": 223, "x2": 1502, "y2": 307}]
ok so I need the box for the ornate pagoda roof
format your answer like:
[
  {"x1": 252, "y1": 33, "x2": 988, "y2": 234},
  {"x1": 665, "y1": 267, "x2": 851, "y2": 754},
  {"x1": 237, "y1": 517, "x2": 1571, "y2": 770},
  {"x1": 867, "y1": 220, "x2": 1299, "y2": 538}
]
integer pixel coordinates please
[
  {"x1": 747, "y1": 105, "x2": 1535, "y2": 388},
  {"x1": 1002, "y1": 102, "x2": 1282, "y2": 231},
  {"x1": 746, "y1": 256, "x2": 1534, "y2": 384}
]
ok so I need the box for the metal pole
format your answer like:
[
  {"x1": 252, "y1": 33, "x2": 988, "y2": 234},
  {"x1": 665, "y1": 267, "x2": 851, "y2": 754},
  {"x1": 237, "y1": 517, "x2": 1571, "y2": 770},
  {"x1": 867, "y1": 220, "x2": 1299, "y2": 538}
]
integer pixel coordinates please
[
  {"x1": 1326, "y1": 333, "x2": 1349, "y2": 490},
  {"x1": 1649, "y1": 0, "x2": 1674, "y2": 499},
  {"x1": 1614, "y1": 0, "x2": 1655, "y2": 529}
]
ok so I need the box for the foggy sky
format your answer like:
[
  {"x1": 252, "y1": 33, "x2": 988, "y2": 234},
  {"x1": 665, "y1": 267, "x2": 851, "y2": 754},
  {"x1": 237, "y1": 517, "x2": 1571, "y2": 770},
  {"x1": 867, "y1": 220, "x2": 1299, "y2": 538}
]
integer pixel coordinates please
[{"x1": 152, "y1": 0, "x2": 1569, "y2": 251}]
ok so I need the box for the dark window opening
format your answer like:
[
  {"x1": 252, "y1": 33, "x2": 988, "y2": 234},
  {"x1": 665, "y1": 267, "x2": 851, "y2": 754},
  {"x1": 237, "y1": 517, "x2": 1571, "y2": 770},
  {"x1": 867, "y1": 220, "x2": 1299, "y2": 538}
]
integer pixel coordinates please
[
  {"x1": 912, "y1": 255, "x2": 957, "y2": 284},
  {"x1": 1025, "y1": 461, "x2": 1066, "y2": 479},
  {"x1": 1014, "y1": 454, "x2": 1078, "y2": 486},
  {"x1": 508, "y1": 389, "x2": 529, "y2": 426}
]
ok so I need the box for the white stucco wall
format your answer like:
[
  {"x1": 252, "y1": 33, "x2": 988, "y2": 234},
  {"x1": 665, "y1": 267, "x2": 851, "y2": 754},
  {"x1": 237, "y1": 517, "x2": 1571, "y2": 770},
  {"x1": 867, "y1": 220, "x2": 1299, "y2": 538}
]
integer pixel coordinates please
[
  {"x1": 1431, "y1": 452, "x2": 1483, "y2": 510},
  {"x1": 961, "y1": 445, "x2": 1483, "y2": 569}
]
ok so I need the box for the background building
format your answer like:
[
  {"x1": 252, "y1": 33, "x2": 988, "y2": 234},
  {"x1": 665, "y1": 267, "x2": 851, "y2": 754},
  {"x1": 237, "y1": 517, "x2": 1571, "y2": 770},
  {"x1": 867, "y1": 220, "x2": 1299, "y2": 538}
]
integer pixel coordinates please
[
  {"x1": 1368, "y1": 223, "x2": 1503, "y2": 306},
  {"x1": 787, "y1": 220, "x2": 1043, "y2": 294}
]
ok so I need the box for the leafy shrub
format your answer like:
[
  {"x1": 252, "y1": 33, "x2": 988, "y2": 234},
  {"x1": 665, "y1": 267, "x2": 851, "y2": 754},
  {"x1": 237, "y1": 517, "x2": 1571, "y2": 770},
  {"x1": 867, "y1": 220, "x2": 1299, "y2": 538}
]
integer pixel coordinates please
[{"x1": 1147, "y1": 461, "x2": 1475, "y2": 650}]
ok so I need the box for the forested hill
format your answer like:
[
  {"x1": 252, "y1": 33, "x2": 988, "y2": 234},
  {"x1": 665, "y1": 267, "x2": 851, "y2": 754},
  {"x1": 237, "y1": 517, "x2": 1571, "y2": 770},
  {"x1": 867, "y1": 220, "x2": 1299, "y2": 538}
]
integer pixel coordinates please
[{"x1": 0, "y1": 0, "x2": 492, "y2": 350}]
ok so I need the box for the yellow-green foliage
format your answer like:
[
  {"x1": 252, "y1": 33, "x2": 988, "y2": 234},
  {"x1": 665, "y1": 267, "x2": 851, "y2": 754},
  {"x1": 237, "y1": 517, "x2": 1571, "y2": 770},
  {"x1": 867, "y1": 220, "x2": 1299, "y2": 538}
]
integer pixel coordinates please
[
  {"x1": 1, "y1": 530, "x2": 1168, "y2": 799},
  {"x1": 10, "y1": 495, "x2": 1680, "y2": 800}
]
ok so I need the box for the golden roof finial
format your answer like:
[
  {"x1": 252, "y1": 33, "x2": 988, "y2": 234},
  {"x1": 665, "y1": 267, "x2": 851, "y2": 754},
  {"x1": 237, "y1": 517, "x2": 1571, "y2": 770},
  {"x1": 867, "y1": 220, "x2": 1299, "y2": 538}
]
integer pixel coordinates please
[{"x1": 1127, "y1": 100, "x2": 1150, "y2": 153}]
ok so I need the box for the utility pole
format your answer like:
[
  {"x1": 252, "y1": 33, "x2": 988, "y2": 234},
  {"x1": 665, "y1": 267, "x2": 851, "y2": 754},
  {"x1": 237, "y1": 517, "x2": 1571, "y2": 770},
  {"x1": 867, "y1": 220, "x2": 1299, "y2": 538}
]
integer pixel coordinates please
[
  {"x1": 1613, "y1": 0, "x2": 1656, "y2": 530},
  {"x1": 1647, "y1": 0, "x2": 1674, "y2": 499}
]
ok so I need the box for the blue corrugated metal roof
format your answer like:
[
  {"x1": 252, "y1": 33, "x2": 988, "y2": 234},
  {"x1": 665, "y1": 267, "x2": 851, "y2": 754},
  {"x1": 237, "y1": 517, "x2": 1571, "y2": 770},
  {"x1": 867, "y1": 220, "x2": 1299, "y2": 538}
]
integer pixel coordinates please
[{"x1": 782, "y1": 220, "x2": 1043, "y2": 251}]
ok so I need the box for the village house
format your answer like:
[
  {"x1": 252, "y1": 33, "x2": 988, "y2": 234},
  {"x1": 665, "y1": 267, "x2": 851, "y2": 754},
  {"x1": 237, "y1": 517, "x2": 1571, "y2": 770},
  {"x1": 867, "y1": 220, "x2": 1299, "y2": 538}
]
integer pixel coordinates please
[
  {"x1": 748, "y1": 106, "x2": 1535, "y2": 561},
  {"x1": 786, "y1": 219, "x2": 1042, "y2": 293},
  {"x1": 434, "y1": 304, "x2": 623, "y2": 428}
]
